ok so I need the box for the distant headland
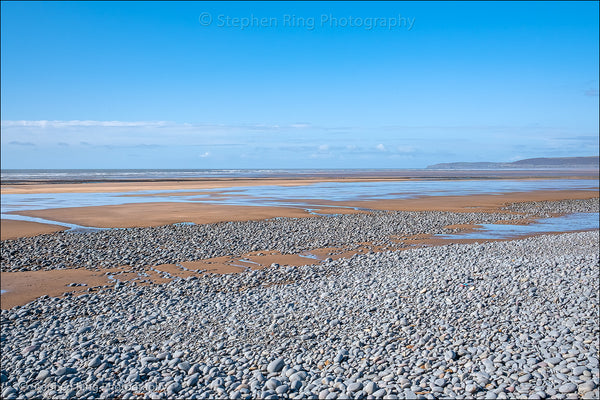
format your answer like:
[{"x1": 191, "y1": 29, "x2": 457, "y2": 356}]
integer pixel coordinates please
[{"x1": 427, "y1": 156, "x2": 599, "y2": 170}]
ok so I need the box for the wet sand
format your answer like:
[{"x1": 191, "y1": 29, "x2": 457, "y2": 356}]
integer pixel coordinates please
[
  {"x1": 4, "y1": 203, "x2": 313, "y2": 233},
  {"x1": 314, "y1": 190, "x2": 599, "y2": 213},
  {"x1": 3, "y1": 189, "x2": 597, "y2": 240},
  {"x1": 1, "y1": 178, "x2": 598, "y2": 309},
  {"x1": 3, "y1": 171, "x2": 597, "y2": 194},
  {"x1": 0, "y1": 267, "x2": 132, "y2": 309},
  {"x1": 1, "y1": 177, "x2": 414, "y2": 194},
  {"x1": 0, "y1": 219, "x2": 67, "y2": 240},
  {"x1": 4, "y1": 226, "x2": 597, "y2": 309}
]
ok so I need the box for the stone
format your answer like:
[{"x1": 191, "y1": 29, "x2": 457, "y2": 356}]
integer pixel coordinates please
[
  {"x1": 559, "y1": 383, "x2": 577, "y2": 394},
  {"x1": 267, "y1": 358, "x2": 285, "y2": 373}
]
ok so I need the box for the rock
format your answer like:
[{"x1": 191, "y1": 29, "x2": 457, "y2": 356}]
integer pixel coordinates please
[
  {"x1": 579, "y1": 381, "x2": 597, "y2": 394},
  {"x1": 266, "y1": 378, "x2": 281, "y2": 390},
  {"x1": 267, "y1": 358, "x2": 285, "y2": 373},
  {"x1": 364, "y1": 381, "x2": 378, "y2": 395},
  {"x1": 167, "y1": 382, "x2": 181, "y2": 395},
  {"x1": 559, "y1": 383, "x2": 577, "y2": 394},
  {"x1": 347, "y1": 382, "x2": 363, "y2": 392},
  {"x1": 22, "y1": 345, "x2": 40, "y2": 355},
  {"x1": 545, "y1": 356, "x2": 562, "y2": 365},
  {"x1": 185, "y1": 373, "x2": 199, "y2": 387},
  {"x1": 0, "y1": 214, "x2": 597, "y2": 400},
  {"x1": 465, "y1": 384, "x2": 478, "y2": 393},
  {"x1": 173, "y1": 350, "x2": 184, "y2": 358},
  {"x1": 572, "y1": 366, "x2": 587, "y2": 376},
  {"x1": 444, "y1": 350, "x2": 457, "y2": 361},
  {"x1": 518, "y1": 373, "x2": 531, "y2": 383},
  {"x1": 77, "y1": 326, "x2": 92, "y2": 334},
  {"x1": 2, "y1": 387, "x2": 17, "y2": 398},
  {"x1": 87, "y1": 356, "x2": 102, "y2": 368},
  {"x1": 276, "y1": 385, "x2": 289, "y2": 395},
  {"x1": 178, "y1": 361, "x2": 191, "y2": 372}
]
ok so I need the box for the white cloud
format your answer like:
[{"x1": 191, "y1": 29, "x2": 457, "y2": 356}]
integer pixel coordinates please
[
  {"x1": 8, "y1": 141, "x2": 36, "y2": 146},
  {"x1": 376, "y1": 143, "x2": 386, "y2": 151},
  {"x1": 199, "y1": 152, "x2": 211, "y2": 158},
  {"x1": 318, "y1": 144, "x2": 329, "y2": 151},
  {"x1": 1, "y1": 120, "x2": 170, "y2": 128},
  {"x1": 290, "y1": 123, "x2": 311, "y2": 129}
]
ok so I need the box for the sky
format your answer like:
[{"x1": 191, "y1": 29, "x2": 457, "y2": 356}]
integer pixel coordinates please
[{"x1": 1, "y1": 1, "x2": 598, "y2": 169}]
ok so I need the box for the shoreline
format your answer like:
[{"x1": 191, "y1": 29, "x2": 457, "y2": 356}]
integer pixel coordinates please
[
  {"x1": 2, "y1": 171, "x2": 598, "y2": 194},
  {"x1": 1, "y1": 196, "x2": 598, "y2": 309},
  {"x1": 2, "y1": 168, "x2": 600, "y2": 185},
  {"x1": 1, "y1": 180, "x2": 598, "y2": 309},
  {"x1": 2, "y1": 189, "x2": 598, "y2": 240}
]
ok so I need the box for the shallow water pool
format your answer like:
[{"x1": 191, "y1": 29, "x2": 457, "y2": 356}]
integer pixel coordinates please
[{"x1": 435, "y1": 212, "x2": 599, "y2": 240}]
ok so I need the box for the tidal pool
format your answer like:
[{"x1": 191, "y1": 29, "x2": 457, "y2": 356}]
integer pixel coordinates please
[{"x1": 436, "y1": 212, "x2": 599, "y2": 240}]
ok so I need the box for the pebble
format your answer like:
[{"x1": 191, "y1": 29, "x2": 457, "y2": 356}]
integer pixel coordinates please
[
  {"x1": 559, "y1": 383, "x2": 577, "y2": 394},
  {"x1": 267, "y1": 358, "x2": 285, "y2": 373},
  {"x1": 76, "y1": 326, "x2": 92, "y2": 334},
  {"x1": 579, "y1": 381, "x2": 596, "y2": 394},
  {"x1": 0, "y1": 200, "x2": 597, "y2": 400},
  {"x1": 364, "y1": 381, "x2": 378, "y2": 395},
  {"x1": 8, "y1": 199, "x2": 594, "y2": 273}
]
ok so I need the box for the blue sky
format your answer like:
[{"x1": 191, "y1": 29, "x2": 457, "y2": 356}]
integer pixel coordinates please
[{"x1": 1, "y1": 1, "x2": 598, "y2": 169}]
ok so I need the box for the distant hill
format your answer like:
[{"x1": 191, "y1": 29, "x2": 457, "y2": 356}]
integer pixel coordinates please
[{"x1": 427, "y1": 156, "x2": 599, "y2": 170}]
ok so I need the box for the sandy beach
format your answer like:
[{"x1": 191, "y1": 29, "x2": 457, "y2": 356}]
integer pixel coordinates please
[
  {"x1": 1, "y1": 177, "x2": 598, "y2": 307},
  {"x1": 1, "y1": 179, "x2": 597, "y2": 240},
  {"x1": 0, "y1": 219, "x2": 68, "y2": 240},
  {"x1": 2, "y1": 185, "x2": 597, "y2": 240}
]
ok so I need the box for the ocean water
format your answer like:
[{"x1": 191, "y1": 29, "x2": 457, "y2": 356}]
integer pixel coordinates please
[
  {"x1": 2, "y1": 168, "x2": 598, "y2": 182},
  {"x1": 1, "y1": 168, "x2": 417, "y2": 181}
]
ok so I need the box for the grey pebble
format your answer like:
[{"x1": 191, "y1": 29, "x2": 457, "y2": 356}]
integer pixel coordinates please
[
  {"x1": 559, "y1": 383, "x2": 577, "y2": 394},
  {"x1": 267, "y1": 358, "x2": 285, "y2": 373},
  {"x1": 0, "y1": 202, "x2": 597, "y2": 400}
]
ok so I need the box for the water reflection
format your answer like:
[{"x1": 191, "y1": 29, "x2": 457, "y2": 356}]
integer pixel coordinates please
[
  {"x1": 2, "y1": 179, "x2": 597, "y2": 214},
  {"x1": 1, "y1": 179, "x2": 598, "y2": 232},
  {"x1": 436, "y1": 213, "x2": 599, "y2": 240}
]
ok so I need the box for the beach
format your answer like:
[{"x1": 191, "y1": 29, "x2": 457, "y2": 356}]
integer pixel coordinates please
[
  {"x1": 1, "y1": 174, "x2": 599, "y2": 399},
  {"x1": 1, "y1": 175, "x2": 598, "y2": 303},
  {"x1": 2, "y1": 173, "x2": 598, "y2": 239},
  {"x1": 3, "y1": 1, "x2": 598, "y2": 398}
]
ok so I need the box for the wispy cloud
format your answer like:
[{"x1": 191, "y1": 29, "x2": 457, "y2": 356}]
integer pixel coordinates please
[
  {"x1": 1, "y1": 120, "x2": 170, "y2": 128},
  {"x1": 0, "y1": 120, "x2": 317, "y2": 131},
  {"x1": 8, "y1": 141, "x2": 36, "y2": 146},
  {"x1": 2, "y1": 119, "x2": 596, "y2": 168}
]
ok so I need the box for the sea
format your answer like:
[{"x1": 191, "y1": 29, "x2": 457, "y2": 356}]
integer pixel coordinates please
[
  {"x1": 2, "y1": 168, "x2": 598, "y2": 183},
  {"x1": 1, "y1": 169, "x2": 414, "y2": 182}
]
